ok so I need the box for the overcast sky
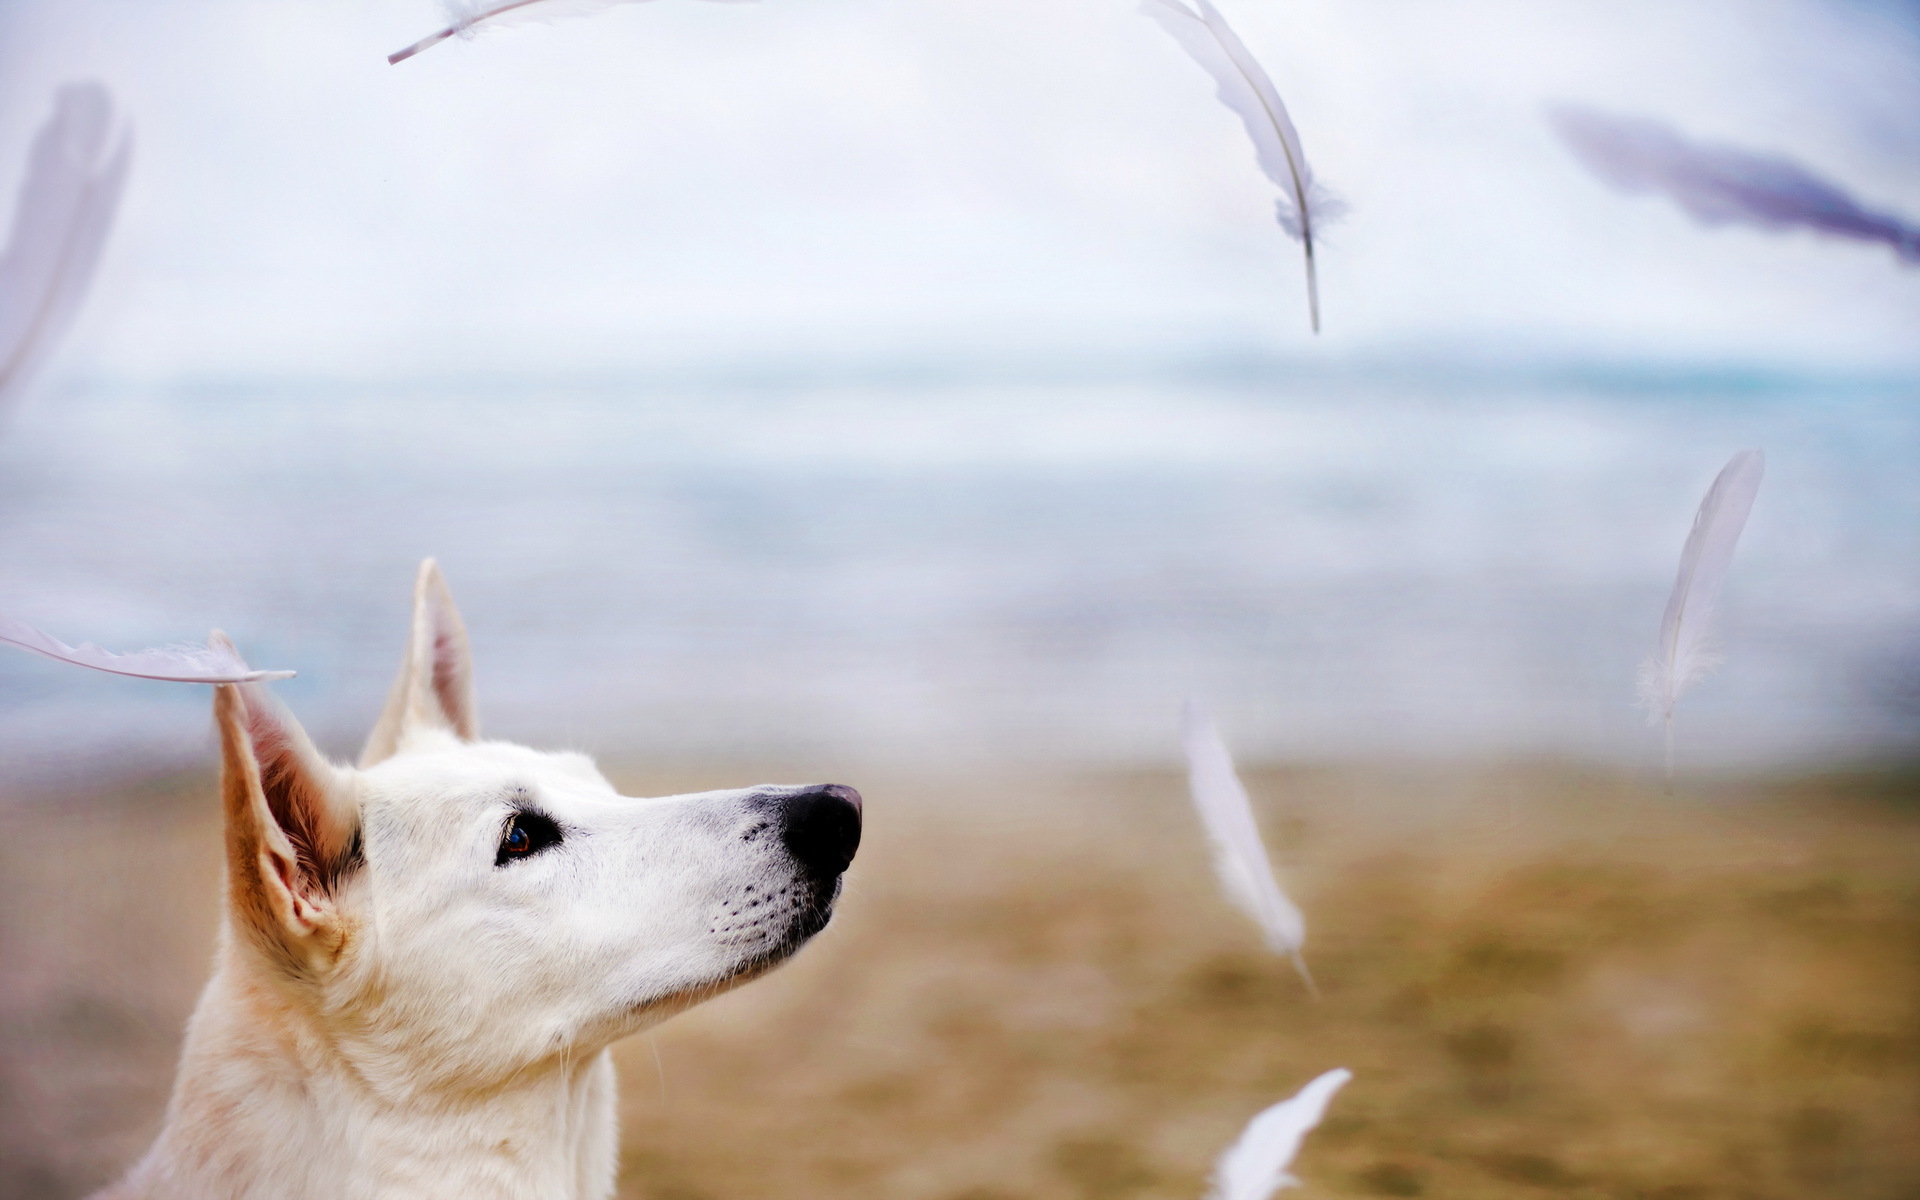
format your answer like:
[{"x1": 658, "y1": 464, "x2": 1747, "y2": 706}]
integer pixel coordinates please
[{"x1": 3, "y1": 0, "x2": 1918, "y2": 380}]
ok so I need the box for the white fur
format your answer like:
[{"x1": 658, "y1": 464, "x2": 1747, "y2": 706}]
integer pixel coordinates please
[{"x1": 95, "y1": 561, "x2": 852, "y2": 1200}]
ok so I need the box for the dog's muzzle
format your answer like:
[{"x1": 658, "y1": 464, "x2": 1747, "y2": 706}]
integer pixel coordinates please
[{"x1": 706, "y1": 786, "x2": 863, "y2": 980}]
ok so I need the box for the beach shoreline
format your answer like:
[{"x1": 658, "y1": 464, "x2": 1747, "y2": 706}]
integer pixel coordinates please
[{"x1": 3, "y1": 758, "x2": 1915, "y2": 1199}]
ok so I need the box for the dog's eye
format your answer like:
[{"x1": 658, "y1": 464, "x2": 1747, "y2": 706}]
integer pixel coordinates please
[{"x1": 496, "y1": 812, "x2": 562, "y2": 866}]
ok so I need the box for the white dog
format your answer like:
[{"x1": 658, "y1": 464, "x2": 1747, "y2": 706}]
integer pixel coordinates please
[{"x1": 95, "y1": 560, "x2": 862, "y2": 1200}]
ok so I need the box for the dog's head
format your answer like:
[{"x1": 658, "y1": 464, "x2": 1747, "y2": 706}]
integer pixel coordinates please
[{"x1": 211, "y1": 560, "x2": 860, "y2": 1086}]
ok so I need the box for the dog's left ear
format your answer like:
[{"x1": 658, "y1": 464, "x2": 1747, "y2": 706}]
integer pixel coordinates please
[
  {"x1": 359, "y1": 558, "x2": 479, "y2": 766},
  {"x1": 214, "y1": 664, "x2": 360, "y2": 975}
]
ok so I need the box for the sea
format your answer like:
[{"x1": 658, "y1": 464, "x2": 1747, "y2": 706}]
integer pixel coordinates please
[{"x1": 1, "y1": 358, "x2": 1915, "y2": 788}]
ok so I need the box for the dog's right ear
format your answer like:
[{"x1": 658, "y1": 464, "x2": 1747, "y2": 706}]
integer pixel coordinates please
[
  {"x1": 215, "y1": 673, "x2": 359, "y2": 976},
  {"x1": 359, "y1": 558, "x2": 479, "y2": 767}
]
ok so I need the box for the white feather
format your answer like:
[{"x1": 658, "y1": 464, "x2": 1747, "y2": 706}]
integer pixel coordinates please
[
  {"x1": 1209, "y1": 1068, "x2": 1352, "y2": 1200},
  {"x1": 1140, "y1": 0, "x2": 1338, "y2": 333},
  {"x1": 0, "y1": 84, "x2": 130, "y2": 420},
  {"x1": 1182, "y1": 699, "x2": 1314, "y2": 992},
  {"x1": 390, "y1": 0, "x2": 746, "y2": 64},
  {"x1": 0, "y1": 617, "x2": 294, "y2": 684},
  {"x1": 1637, "y1": 448, "x2": 1765, "y2": 771}
]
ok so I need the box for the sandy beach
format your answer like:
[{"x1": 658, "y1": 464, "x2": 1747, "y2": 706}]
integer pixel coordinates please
[{"x1": 3, "y1": 760, "x2": 1916, "y2": 1199}]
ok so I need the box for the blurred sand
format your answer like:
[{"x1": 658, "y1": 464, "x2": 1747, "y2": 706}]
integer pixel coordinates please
[{"x1": 2, "y1": 762, "x2": 1916, "y2": 1199}]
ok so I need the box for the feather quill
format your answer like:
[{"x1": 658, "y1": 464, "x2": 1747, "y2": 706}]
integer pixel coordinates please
[
  {"x1": 1550, "y1": 105, "x2": 1920, "y2": 264},
  {"x1": 1208, "y1": 1068, "x2": 1352, "y2": 1200},
  {"x1": 0, "y1": 84, "x2": 131, "y2": 420},
  {"x1": 390, "y1": 0, "x2": 743, "y2": 64},
  {"x1": 0, "y1": 616, "x2": 294, "y2": 684},
  {"x1": 1141, "y1": 0, "x2": 1337, "y2": 332},
  {"x1": 1637, "y1": 449, "x2": 1765, "y2": 777},
  {"x1": 1182, "y1": 699, "x2": 1314, "y2": 993}
]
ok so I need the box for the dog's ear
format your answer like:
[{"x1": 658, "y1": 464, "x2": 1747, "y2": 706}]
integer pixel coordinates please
[
  {"x1": 359, "y1": 558, "x2": 479, "y2": 767},
  {"x1": 214, "y1": 668, "x2": 360, "y2": 974}
]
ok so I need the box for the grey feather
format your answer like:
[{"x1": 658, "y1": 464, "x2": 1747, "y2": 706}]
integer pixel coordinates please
[
  {"x1": 1141, "y1": 0, "x2": 1338, "y2": 332},
  {"x1": 0, "y1": 83, "x2": 131, "y2": 419},
  {"x1": 0, "y1": 616, "x2": 294, "y2": 684},
  {"x1": 1637, "y1": 449, "x2": 1765, "y2": 776},
  {"x1": 1550, "y1": 105, "x2": 1920, "y2": 263},
  {"x1": 390, "y1": 0, "x2": 746, "y2": 64}
]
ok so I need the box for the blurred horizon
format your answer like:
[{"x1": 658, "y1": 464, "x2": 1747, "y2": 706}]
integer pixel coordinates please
[
  {"x1": 1, "y1": 0, "x2": 1917, "y2": 789},
  {"x1": 2, "y1": 356, "x2": 1915, "y2": 790}
]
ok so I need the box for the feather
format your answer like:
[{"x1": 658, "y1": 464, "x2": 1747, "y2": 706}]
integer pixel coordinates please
[
  {"x1": 0, "y1": 616, "x2": 294, "y2": 684},
  {"x1": 1182, "y1": 699, "x2": 1314, "y2": 993},
  {"x1": 1208, "y1": 1068, "x2": 1352, "y2": 1200},
  {"x1": 1141, "y1": 0, "x2": 1338, "y2": 333},
  {"x1": 389, "y1": 0, "x2": 744, "y2": 64},
  {"x1": 0, "y1": 83, "x2": 131, "y2": 419},
  {"x1": 1637, "y1": 449, "x2": 1765, "y2": 777},
  {"x1": 1550, "y1": 105, "x2": 1920, "y2": 264}
]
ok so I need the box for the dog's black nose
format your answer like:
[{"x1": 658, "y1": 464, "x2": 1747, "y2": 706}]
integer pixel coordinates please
[{"x1": 777, "y1": 785, "x2": 862, "y2": 880}]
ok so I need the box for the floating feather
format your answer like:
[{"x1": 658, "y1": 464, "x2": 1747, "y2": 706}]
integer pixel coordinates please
[
  {"x1": 0, "y1": 616, "x2": 294, "y2": 684},
  {"x1": 1141, "y1": 0, "x2": 1338, "y2": 332},
  {"x1": 1550, "y1": 105, "x2": 1920, "y2": 264},
  {"x1": 1182, "y1": 699, "x2": 1314, "y2": 993},
  {"x1": 0, "y1": 84, "x2": 131, "y2": 419},
  {"x1": 390, "y1": 0, "x2": 740, "y2": 64},
  {"x1": 1209, "y1": 1068, "x2": 1352, "y2": 1200},
  {"x1": 1637, "y1": 449, "x2": 1765, "y2": 777}
]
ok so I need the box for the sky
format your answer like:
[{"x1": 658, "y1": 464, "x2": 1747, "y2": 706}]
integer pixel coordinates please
[
  {"x1": 0, "y1": 2, "x2": 1917, "y2": 781},
  {"x1": 1, "y1": 0, "x2": 1917, "y2": 382}
]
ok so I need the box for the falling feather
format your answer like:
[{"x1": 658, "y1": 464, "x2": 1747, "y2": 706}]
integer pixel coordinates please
[
  {"x1": 1208, "y1": 1068, "x2": 1352, "y2": 1200},
  {"x1": 1141, "y1": 0, "x2": 1339, "y2": 333},
  {"x1": 389, "y1": 0, "x2": 742, "y2": 64},
  {"x1": 0, "y1": 617, "x2": 294, "y2": 684},
  {"x1": 0, "y1": 83, "x2": 131, "y2": 420},
  {"x1": 1637, "y1": 449, "x2": 1765, "y2": 777},
  {"x1": 1182, "y1": 699, "x2": 1314, "y2": 992},
  {"x1": 1550, "y1": 105, "x2": 1920, "y2": 264}
]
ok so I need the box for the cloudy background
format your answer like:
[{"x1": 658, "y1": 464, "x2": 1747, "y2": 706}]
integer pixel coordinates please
[
  {"x1": 0, "y1": 0, "x2": 1915, "y2": 783},
  {"x1": 2, "y1": 0, "x2": 1917, "y2": 375}
]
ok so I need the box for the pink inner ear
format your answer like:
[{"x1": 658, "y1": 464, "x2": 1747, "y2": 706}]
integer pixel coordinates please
[
  {"x1": 422, "y1": 582, "x2": 474, "y2": 737},
  {"x1": 244, "y1": 694, "x2": 350, "y2": 891},
  {"x1": 432, "y1": 624, "x2": 467, "y2": 730}
]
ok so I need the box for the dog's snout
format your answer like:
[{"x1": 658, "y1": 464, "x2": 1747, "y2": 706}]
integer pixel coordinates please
[{"x1": 776, "y1": 785, "x2": 862, "y2": 880}]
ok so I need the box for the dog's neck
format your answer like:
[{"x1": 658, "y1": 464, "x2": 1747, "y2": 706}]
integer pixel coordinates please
[{"x1": 99, "y1": 935, "x2": 621, "y2": 1200}]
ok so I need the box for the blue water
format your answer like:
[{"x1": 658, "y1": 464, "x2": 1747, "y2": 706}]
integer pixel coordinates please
[{"x1": 1, "y1": 361, "x2": 1915, "y2": 786}]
